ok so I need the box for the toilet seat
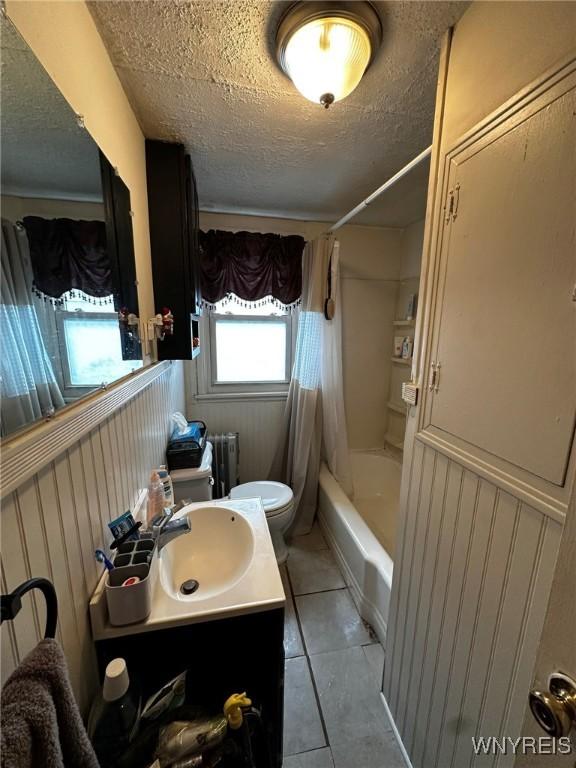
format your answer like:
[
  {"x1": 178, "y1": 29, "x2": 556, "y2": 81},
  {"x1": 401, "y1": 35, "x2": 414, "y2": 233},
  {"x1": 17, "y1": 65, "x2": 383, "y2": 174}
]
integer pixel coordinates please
[{"x1": 229, "y1": 481, "x2": 293, "y2": 516}]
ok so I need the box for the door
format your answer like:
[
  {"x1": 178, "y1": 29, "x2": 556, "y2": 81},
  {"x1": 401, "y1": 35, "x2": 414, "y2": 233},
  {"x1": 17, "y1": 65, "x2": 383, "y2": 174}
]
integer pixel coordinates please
[
  {"x1": 383, "y1": 55, "x2": 576, "y2": 768},
  {"x1": 427, "y1": 83, "x2": 576, "y2": 485},
  {"x1": 516, "y1": 493, "x2": 576, "y2": 767}
]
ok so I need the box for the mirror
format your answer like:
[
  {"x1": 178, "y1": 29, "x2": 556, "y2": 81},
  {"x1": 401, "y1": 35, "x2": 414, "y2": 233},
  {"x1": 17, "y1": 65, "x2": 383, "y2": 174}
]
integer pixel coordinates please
[{"x1": 0, "y1": 16, "x2": 142, "y2": 439}]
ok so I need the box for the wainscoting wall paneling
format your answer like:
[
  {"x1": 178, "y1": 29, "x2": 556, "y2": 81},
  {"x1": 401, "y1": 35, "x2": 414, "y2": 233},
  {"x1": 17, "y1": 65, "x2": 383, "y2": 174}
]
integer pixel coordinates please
[{"x1": 0, "y1": 360, "x2": 185, "y2": 714}]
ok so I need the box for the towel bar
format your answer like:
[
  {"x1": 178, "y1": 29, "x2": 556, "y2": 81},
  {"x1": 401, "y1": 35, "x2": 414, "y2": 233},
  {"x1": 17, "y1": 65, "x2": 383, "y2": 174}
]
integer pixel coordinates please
[{"x1": 0, "y1": 577, "x2": 58, "y2": 639}]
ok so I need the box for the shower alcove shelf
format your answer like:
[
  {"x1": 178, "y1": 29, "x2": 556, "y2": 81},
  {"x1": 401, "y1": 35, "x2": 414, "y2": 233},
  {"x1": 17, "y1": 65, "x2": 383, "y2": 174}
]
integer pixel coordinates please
[{"x1": 386, "y1": 307, "x2": 417, "y2": 453}]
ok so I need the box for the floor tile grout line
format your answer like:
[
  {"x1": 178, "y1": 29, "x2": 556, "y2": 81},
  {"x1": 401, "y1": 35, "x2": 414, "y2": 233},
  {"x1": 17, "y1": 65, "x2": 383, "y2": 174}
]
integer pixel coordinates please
[
  {"x1": 291, "y1": 585, "x2": 348, "y2": 598},
  {"x1": 285, "y1": 557, "x2": 332, "y2": 753},
  {"x1": 285, "y1": 746, "x2": 334, "y2": 760},
  {"x1": 283, "y1": 535, "x2": 398, "y2": 766}
]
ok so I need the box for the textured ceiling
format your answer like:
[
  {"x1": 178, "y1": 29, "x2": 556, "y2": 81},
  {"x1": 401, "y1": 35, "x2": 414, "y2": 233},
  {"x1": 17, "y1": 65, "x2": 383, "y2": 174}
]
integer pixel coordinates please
[
  {"x1": 352, "y1": 151, "x2": 430, "y2": 226},
  {"x1": 89, "y1": 0, "x2": 468, "y2": 227},
  {"x1": 1, "y1": 17, "x2": 103, "y2": 201}
]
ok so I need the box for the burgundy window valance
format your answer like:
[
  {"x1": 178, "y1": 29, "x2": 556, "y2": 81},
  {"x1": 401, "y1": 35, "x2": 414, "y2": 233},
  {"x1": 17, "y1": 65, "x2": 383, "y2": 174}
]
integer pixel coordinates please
[
  {"x1": 22, "y1": 216, "x2": 111, "y2": 305},
  {"x1": 199, "y1": 229, "x2": 305, "y2": 309}
]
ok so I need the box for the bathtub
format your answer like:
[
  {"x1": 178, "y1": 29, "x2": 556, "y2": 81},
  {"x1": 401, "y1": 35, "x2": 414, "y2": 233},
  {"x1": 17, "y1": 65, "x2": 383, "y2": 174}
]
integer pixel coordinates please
[{"x1": 318, "y1": 450, "x2": 401, "y2": 647}]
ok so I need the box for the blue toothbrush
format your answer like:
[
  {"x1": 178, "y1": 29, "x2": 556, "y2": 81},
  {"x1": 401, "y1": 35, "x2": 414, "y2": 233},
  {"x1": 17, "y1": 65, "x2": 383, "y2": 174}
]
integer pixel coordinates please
[{"x1": 95, "y1": 549, "x2": 115, "y2": 571}]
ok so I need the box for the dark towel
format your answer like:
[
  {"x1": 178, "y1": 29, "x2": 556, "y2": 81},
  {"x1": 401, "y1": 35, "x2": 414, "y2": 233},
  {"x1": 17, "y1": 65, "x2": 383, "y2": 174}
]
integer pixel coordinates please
[{"x1": 1, "y1": 638, "x2": 100, "y2": 768}]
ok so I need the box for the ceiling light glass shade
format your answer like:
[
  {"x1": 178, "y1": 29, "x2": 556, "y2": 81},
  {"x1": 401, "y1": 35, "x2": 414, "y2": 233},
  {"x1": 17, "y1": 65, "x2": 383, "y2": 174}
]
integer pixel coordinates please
[{"x1": 283, "y1": 17, "x2": 371, "y2": 107}]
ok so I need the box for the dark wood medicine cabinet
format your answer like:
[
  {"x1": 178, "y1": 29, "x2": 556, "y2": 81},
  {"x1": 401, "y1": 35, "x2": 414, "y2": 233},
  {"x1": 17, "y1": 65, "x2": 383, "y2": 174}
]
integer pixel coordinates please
[{"x1": 146, "y1": 140, "x2": 202, "y2": 360}]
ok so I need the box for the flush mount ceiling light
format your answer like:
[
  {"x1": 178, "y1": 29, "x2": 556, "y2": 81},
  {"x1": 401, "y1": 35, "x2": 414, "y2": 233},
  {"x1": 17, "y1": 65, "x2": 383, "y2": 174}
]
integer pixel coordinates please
[{"x1": 276, "y1": 1, "x2": 382, "y2": 108}]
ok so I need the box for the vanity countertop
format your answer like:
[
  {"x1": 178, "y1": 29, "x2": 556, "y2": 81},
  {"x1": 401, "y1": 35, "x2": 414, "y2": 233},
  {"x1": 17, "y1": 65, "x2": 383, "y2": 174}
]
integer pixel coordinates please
[{"x1": 90, "y1": 497, "x2": 285, "y2": 641}]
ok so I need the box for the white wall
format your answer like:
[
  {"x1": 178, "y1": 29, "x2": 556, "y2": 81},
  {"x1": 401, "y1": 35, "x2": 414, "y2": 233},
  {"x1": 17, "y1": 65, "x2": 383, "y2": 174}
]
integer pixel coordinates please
[
  {"x1": 187, "y1": 212, "x2": 403, "y2": 480},
  {"x1": 0, "y1": 362, "x2": 185, "y2": 715},
  {"x1": 386, "y1": 219, "x2": 425, "y2": 447},
  {"x1": 1, "y1": 195, "x2": 105, "y2": 223},
  {"x1": 337, "y1": 226, "x2": 402, "y2": 449},
  {"x1": 399, "y1": 219, "x2": 425, "y2": 281},
  {"x1": 184, "y1": 376, "x2": 287, "y2": 485},
  {"x1": 442, "y1": 19, "x2": 576, "y2": 766},
  {"x1": 1, "y1": 1, "x2": 181, "y2": 715},
  {"x1": 384, "y1": 4, "x2": 576, "y2": 767},
  {"x1": 441, "y1": 0, "x2": 576, "y2": 151}
]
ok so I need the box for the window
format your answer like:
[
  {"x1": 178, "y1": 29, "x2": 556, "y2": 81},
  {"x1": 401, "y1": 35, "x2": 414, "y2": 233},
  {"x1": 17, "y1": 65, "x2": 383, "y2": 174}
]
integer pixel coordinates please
[
  {"x1": 213, "y1": 316, "x2": 289, "y2": 384},
  {"x1": 56, "y1": 291, "x2": 142, "y2": 390},
  {"x1": 198, "y1": 296, "x2": 295, "y2": 397}
]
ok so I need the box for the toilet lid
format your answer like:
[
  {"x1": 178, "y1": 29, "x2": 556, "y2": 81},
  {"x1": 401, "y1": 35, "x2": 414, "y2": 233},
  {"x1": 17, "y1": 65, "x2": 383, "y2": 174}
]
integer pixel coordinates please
[{"x1": 230, "y1": 481, "x2": 294, "y2": 512}]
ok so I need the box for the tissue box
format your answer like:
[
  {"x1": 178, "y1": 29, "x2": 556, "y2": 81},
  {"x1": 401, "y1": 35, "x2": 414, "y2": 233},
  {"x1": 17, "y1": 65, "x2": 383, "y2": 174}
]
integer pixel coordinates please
[{"x1": 167, "y1": 419, "x2": 207, "y2": 470}]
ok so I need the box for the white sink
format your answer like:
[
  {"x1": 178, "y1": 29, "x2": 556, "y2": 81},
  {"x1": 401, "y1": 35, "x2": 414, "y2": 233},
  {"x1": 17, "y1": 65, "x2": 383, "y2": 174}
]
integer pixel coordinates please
[
  {"x1": 90, "y1": 497, "x2": 285, "y2": 640},
  {"x1": 159, "y1": 505, "x2": 255, "y2": 601}
]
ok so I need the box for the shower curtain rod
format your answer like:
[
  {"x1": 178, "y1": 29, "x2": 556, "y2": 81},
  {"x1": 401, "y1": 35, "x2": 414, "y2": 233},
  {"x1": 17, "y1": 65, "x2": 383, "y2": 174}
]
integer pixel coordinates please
[{"x1": 328, "y1": 145, "x2": 432, "y2": 233}]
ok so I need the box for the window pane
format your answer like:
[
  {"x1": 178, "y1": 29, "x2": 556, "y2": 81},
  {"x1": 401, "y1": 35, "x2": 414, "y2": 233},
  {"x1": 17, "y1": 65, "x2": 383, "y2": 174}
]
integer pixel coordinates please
[
  {"x1": 63, "y1": 317, "x2": 142, "y2": 386},
  {"x1": 215, "y1": 320, "x2": 287, "y2": 382}
]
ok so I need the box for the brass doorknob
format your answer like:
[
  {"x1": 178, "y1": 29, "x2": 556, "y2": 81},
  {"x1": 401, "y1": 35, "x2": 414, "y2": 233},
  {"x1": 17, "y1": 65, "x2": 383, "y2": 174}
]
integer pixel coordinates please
[{"x1": 529, "y1": 672, "x2": 576, "y2": 738}]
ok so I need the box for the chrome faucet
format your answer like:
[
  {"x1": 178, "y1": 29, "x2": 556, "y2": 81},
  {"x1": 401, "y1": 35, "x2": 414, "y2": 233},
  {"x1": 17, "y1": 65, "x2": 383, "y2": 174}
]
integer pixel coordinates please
[{"x1": 151, "y1": 507, "x2": 191, "y2": 551}]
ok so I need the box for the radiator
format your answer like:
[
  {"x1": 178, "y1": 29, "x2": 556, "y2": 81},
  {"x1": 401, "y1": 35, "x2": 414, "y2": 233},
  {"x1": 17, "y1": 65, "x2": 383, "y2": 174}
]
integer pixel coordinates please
[{"x1": 207, "y1": 432, "x2": 240, "y2": 498}]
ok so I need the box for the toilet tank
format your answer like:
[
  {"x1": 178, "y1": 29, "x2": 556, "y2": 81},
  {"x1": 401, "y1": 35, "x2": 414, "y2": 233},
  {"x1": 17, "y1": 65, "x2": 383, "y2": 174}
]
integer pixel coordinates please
[{"x1": 170, "y1": 442, "x2": 213, "y2": 503}]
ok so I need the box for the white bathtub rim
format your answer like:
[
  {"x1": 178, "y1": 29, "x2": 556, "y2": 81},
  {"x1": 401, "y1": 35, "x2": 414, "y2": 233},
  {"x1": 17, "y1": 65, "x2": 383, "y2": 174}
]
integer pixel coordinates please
[
  {"x1": 318, "y1": 505, "x2": 389, "y2": 645},
  {"x1": 318, "y1": 463, "x2": 394, "y2": 646},
  {"x1": 319, "y1": 463, "x2": 394, "y2": 586}
]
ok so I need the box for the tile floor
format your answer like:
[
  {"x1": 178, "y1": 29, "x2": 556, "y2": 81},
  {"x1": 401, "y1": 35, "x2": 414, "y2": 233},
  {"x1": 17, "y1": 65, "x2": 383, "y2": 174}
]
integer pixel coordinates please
[{"x1": 281, "y1": 523, "x2": 406, "y2": 768}]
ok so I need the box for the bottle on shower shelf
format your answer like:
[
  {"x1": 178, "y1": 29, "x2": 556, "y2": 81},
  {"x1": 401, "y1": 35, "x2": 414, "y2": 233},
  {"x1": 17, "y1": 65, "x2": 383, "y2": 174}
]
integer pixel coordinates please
[{"x1": 401, "y1": 337, "x2": 413, "y2": 360}]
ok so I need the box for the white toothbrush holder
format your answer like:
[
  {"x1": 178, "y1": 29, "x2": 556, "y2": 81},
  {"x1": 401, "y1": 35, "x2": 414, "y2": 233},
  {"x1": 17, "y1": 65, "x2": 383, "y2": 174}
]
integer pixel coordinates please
[{"x1": 105, "y1": 560, "x2": 153, "y2": 626}]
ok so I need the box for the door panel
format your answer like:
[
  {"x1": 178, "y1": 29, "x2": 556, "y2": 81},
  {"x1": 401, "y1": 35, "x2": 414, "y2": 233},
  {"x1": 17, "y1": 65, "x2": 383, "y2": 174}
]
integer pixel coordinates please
[
  {"x1": 385, "y1": 54, "x2": 576, "y2": 768},
  {"x1": 430, "y1": 84, "x2": 576, "y2": 485}
]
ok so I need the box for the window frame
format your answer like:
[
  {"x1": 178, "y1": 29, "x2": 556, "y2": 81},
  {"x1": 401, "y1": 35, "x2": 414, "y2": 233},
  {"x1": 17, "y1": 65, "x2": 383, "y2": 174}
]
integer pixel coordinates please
[
  {"x1": 55, "y1": 310, "x2": 140, "y2": 397},
  {"x1": 210, "y1": 312, "x2": 292, "y2": 386},
  {"x1": 196, "y1": 309, "x2": 297, "y2": 398},
  {"x1": 194, "y1": 221, "x2": 306, "y2": 401}
]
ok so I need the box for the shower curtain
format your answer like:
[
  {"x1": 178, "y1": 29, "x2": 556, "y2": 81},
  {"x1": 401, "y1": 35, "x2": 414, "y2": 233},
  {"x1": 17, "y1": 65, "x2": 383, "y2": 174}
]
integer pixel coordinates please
[
  {"x1": 270, "y1": 235, "x2": 352, "y2": 535},
  {"x1": 321, "y1": 244, "x2": 353, "y2": 499},
  {"x1": 1, "y1": 219, "x2": 65, "y2": 436}
]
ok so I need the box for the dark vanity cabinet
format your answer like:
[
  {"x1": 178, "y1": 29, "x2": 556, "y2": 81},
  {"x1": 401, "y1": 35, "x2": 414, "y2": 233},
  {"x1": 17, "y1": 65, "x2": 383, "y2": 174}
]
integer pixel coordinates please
[
  {"x1": 146, "y1": 140, "x2": 201, "y2": 360},
  {"x1": 95, "y1": 608, "x2": 285, "y2": 768}
]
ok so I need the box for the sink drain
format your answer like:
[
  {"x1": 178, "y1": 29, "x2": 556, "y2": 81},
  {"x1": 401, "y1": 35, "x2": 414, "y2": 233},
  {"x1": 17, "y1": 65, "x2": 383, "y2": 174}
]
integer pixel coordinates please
[{"x1": 180, "y1": 579, "x2": 199, "y2": 595}]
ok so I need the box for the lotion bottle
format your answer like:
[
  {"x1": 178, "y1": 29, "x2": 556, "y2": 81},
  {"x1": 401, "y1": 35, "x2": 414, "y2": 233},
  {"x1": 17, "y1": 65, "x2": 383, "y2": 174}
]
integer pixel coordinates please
[
  {"x1": 146, "y1": 471, "x2": 165, "y2": 527},
  {"x1": 155, "y1": 465, "x2": 174, "y2": 506}
]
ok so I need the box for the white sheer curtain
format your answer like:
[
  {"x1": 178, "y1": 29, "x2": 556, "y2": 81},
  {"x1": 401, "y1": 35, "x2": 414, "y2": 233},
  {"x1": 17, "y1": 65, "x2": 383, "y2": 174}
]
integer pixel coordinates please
[
  {"x1": 1, "y1": 219, "x2": 65, "y2": 436},
  {"x1": 321, "y1": 242, "x2": 353, "y2": 498},
  {"x1": 270, "y1": 235, "x2": 351, "y2": 534}
]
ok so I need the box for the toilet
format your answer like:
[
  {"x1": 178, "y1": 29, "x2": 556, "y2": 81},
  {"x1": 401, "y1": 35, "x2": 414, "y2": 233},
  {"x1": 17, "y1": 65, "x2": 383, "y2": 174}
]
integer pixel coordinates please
[
  {"x1": 171, "y1": 445, "x2": 295, "y2": 563},
  {"x1": 229, "y1": 481, "x2": 295, "y2": 564}
]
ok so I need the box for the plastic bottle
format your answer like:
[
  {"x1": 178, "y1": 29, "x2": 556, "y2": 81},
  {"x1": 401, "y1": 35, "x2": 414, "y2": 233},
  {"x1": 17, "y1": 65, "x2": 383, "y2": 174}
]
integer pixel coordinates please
[
  {"x1": 156, "y1": 464, "x2": 174, "y2": 507},
  {"x1": 146, "y1": 470, "x2": 165, "y2": 527},
  {"x1": 88, "y1": 658, "x2": 140, "y2": 767},
  {"x1": 401, "y1": 336, "x2": 413, "y2": 360}
]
